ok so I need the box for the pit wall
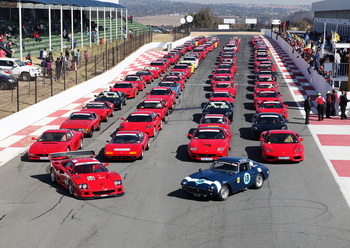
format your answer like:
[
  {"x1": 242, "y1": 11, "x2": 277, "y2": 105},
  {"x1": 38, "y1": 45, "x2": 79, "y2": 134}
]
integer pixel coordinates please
[{"x1": 0, "y1": 36, "x2": 190, "y2": 141}]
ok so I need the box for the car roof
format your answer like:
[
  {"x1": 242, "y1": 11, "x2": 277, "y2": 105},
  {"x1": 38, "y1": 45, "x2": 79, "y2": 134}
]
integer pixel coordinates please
[{"x1": 217, "y1": 157, "x2": 251, "y2": 164}]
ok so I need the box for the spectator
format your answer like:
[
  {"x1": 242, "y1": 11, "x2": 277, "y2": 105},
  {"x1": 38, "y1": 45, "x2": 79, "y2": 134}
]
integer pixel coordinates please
[
  {"x1": 0, "y1": 48, "x2": 6, "y2": 58},
  {"x1": 316, "y1": 93, "x2": 325, "y2": 121},
  {"x1": 335, "y1": 49, "x2": 341, "y2": 76},
  {"x1": 84, "y1": 50, "x2": 88, "y2": 63},
  {"x1": 42, "y1": 48, "x2": 47, "y2": 59},
  {"x1": 26, "y1": 51, "x2": 32, "y2": 64},
  {"x1": 339, "y1": 91, "x2": 349, "y2": 120},
  {"x1": 41, "y1": 59, "x2": 47, "y2": 78},
  {"x1": 55, "y1": 57, "x2": 62, "y2": 80}
]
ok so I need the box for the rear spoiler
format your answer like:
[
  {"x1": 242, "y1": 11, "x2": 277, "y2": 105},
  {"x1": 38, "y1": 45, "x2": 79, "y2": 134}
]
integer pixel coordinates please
[{"x1": 49, "y1": 150, "x2": 95, "y2": 160}]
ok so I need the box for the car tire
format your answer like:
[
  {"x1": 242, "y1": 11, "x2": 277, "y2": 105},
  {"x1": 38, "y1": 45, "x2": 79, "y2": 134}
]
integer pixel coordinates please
[
  {"x1": 0, "y1": 82, "x2": 7, "y2": 90},
  {"x1": 88, "y1": 128, "x2": 94, "y2": 138},
  {"x1": 67, "y1": 147, "x2": 70, "y2": 151},
  {"x1": 252, "y1": 173, "x2": 264, "y2": 189},
  {"x1": 123, "y1": 99, "x2": 127, "y2": 105},
  {"x1": 110, "y1": 111, "x2": 114, "y2": 117},
  {"x1": 152, "y1": 127, "x2": 156, "y2": 137},
  {"x1": 217, "y1": 185, "x2": 229, "y2": 201},
  {"x1": 146, "y1": 140, "x2": 150, "y2": 150},
  {"x1": 68, "y1": 181, "x2": 74, "y2": 196},
  {"x1": 139, "y1": 149, "x2": 144, "y2": 160},
  {"x1": 104, "y1": 115, "x2": 109, "y2": 122},
  {"x1": 79, "y1": 139, "x2": 83, "y2": 149},
  {"x1": 50, "y1": 168, "x2": 56, "y2": 183},
  {"x1": 159, "y1": 121, "x2": 163, "y2": 130},
  {"x1": 96, "y1": 124, "x2": 101, "y2": 131},
  {"x1": 21, "y1": 72, "x2": 31, "y2": 81}
]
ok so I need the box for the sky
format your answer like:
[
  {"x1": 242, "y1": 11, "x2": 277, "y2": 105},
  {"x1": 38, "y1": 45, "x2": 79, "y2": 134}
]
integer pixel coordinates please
[{"x1": 169, "y1": 0, "x2": 317, "y2": 4}]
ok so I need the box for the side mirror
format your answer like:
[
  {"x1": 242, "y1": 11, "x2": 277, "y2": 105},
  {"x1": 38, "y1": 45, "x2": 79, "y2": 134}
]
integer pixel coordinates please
[
  {"x1": 285, "y1": 104, "x2": 288, "y2": 107},
  {"x1": 300, "y1": 138, "x2": 304, "y2": 141},
  {"x1": 66, "y1": 167, "x2": 72, "y2": 173},
  {"x1": 109, "y1": 86, "x2": 112, "y2": 88},
  {"x1": 121, "y1": 117, "x2": 126, "y2": 121},
  {"x1": 187, "y1": 133, "x2": 193, "y2": 139},
  {"x1": 31, "y1": 137, "x2": 36, "y2": 140},
  {"x1": 104, "y1": 163, "x2": 109, "y2": 167},
  {"x1": 201, "y1": 102, "x2": 206, "y2": 108},
  {"x1": 146, "y1": 92, "x2": 150, "y2": 95},
  {"x1": 259, "y1": 138, "x2": 264, "y2": 141}
]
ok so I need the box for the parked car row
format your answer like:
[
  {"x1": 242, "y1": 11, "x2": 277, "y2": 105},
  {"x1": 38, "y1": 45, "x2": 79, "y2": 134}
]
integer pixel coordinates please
[{"x1": 250, "y1": 36, "x2": 304, "y2": 163}]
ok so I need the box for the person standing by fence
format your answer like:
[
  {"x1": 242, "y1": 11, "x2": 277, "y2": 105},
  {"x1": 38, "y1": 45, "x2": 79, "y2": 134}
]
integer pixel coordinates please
[
  {"x1": 339, "y1": 91, "x2": 349, "y2": 120},
  {"x1": 55, "y1": 57, "x2": 62, "y2": 80},
  {"x1": 316, "y1": 93, "x2": 325, "y2": 121},
  {"x1": 304, "y1": 95, "x2": 311, "y2": 124},
  {"x1": 84, "y1": 50, "x2": 88, "y2": 63}
]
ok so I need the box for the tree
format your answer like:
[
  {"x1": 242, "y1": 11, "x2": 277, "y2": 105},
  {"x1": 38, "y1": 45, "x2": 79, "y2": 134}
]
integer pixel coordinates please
[{"x1": 190, "y1": 8, "x2": 221, "y2": 29}]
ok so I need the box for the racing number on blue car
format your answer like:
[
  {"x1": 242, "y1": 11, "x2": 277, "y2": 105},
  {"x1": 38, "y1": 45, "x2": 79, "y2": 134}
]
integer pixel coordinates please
[{"x1": 244, "y1": 173, "x2": 251, "y2": 184}]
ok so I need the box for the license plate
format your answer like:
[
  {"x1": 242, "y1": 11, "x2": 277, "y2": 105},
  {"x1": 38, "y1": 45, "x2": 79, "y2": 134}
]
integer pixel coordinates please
[
  {"x1": 39, "y1": 157, "x2": 48, "y2": 160},
  {"x1": 193, "y1": 193, "x2": 201, "y2": 197},
  {"x1": 278, "y1": 156, "x2": 290, "y2": 160},
  {"x1": 201, "y1": 157, "x2": 213, "y2": 161}
]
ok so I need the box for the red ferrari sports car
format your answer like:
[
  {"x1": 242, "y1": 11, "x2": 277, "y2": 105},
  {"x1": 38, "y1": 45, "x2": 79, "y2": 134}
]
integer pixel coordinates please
[
  {"x1": 209, "y1": 90, "x2": 235, "y2": 104},
  {"x1": 49, "y1": 150, "x2": 124, "y2": 198},
  {"x1": 149, "y1": 61, "x2": 168, "y2": 74},
  {"x1": 260, "y1": 130, "x2": 304, "y2": 162},
  {"x1": 110, "y1": 82, "x2": 139, "y2": 99},
  {"x1": 254, "y1": 83, "x2": 279, "y2": 95},
  {"x1": 187, "y1": 127, "x2": 232, "y2": 161},
  {"x1": 162, "y1": 75, "x2": 186, "y2": 90},
  {"x1": 198, "y1": 114, "x2": 231, "y2": 132},
  {"x1": 104, "y1": 130, "x2": 150, "y2": 160},
  {"x1": 172, "y1": 64, "x2": 191, "y2": 78},
  {"x1": 135, "y1": 70, "x2": 154, "y2": 83},
  {"x1": 212, "y1": 68, "x2": 235, "y2": 78},
  {"x1": 254, "y1": 91, "x2": 283, "y2": 108},
  {"x1": 146, "y1": 87, "x2": 176, "y2": 109},
  {"x1": 210, "y1": 75, "x2": 234, "y2": 89},
  {"x1": 123, "y1": 75, "x2": 147, "y2": 91},
  {"x1": 212, "y1": 82, "x2": 237, "y2": 97},
  {"x1": 28, "y1": 129, "x2": 84, "y2": 160},
  {"x1": 256, "y1": 101, "x2": 289, "y2": 121},
  {"x1": 81, "y1": 101, "x2": 114, "y2": 122},
  {"x1": 137, "y1": 98, "x2": 169, "y2": 120},
  {"x1": 118, "y1": 110, "x2": 163, "y2": 137},
  {"x1": 143, "y1": 66, "x2": 161, "y2": 78},
  {"x1": 60, "y1": 111, "x2": 101, "y2": 137},
  {"x1": 163, "y1": 54, "x2": 178, "y2": 65}
]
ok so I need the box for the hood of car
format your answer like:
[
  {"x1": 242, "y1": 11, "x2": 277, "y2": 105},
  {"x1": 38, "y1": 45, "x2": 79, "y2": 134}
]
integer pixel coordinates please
[
  {"x1": 189, "y1": 139, "x2": 227, "y2": 151},
  {"x1": 188, "y1": 169, "x2": 235, "y2": 184},
  {"x1": 72, "y1": 172, "x2": 118, "y2": 189},
  {"x1": 264, "y1": 143, "x2": 303, "y2": 155},
  {"x1": 60, "y1": 120, "x2": 93, "y2": 129},
  {"x1": 29, "y1": 141, "x2": 68, "y2": 153}
]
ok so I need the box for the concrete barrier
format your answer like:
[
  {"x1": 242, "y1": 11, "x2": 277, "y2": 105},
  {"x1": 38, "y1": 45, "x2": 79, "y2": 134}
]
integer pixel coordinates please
[{"x1": 0, "y1": 36, "x2": 191, "y2": 141}]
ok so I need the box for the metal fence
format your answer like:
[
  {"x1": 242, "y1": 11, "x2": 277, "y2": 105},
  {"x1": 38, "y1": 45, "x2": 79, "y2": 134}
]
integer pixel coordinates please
[
  {"x1": 332, "y1": 63, "x2": 349, "y2": 78},
  {"x1": 0, "y1": 30, "x2": 153, "y2": 119}
]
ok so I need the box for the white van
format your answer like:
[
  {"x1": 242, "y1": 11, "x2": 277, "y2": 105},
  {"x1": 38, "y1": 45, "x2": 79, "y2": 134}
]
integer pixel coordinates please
[{"x1": 0, "y1": 58, "x2": 41, "y2": 81}]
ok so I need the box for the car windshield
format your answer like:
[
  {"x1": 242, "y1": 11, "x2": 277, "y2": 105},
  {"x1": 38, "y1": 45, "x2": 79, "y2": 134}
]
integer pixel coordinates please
[
  {"x1": 15, "y1": 60, "x2": 26, "y2": 67},
  {"x1": 215, "y1": 84, "x2": 230, "y2": 88},
  {"x1": 150, "y1": 62, "x2": 163, "y2": 66},
  {"x1": 150, "y1": 89, "x2": 169, "y2": 95},
  {"x1": 266, "y1": 133, "x2": 298, "y2": 143},
  {"x1": 257, "y1": 92, "x2": 278, "y2": 97},
  {"x1": 126, "y1": 114, "x2": 152, "y2": 122},
  {"x1": 257, "y1": 116, "x2": 281, "y2": 124},
  {"x1": 159, "y1": 82, "x2": 177, "y2": 87},
  {"x1": 257, "y1": 84, "x2": 274, "y2": 89},
  {"x1": 136, "y1": 71, "x2": 151, "y2": 75},
  {"x1": 114, "y1": 83, "x2": 132, "y2": 88},
  {"x1": 193, "y1": 130, "x2": 225, "y2": 139},
  {"x1": 206, "y1": 102, "x2": 230, "y2": 109},
  {"x1": 38, "y1": 132, "x2": 67, "y2": 142},
  {"x1": 210, "y1": 161, "x2": 238, "y2": 172},
  {"x1": 85, "y1": 103, "x2": 105, "y2": 109},
  {"x1": 174, "y1": 65, "x2": 187, "y2": 69},
  {"x1": 97, "y1": 92, "x2": 120, "y2": 99},
  {"x1": 201, "y1": 117, "x2": 225, "y2": 124},
  {"x1": 215, "y1": 70, "x2": 231, "y2": 74},
  {"x1": 212, "y1": 93, "x2": 230, "y2": 98},
  {"x1": 139, "y1": 102, "x2": 163, "y2": 109},
  {"x1": 69, "y1": 113, "x2": 93, "y2": 120},
  {"x1": 124, "y1": 76, "x2": 140, "y2": 81},
  {"x1": 111, "y1": 133, "x2": 141, "y2": 144},
  {"x1": 260, "y1": 102, "x2": 283, "y2": 108},
  {"x1": 74, "y1": 163, "x2": 108, "y2": 174}
]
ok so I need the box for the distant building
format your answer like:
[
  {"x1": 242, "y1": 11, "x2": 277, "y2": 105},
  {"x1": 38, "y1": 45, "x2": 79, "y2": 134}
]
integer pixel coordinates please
[{"x1": 312, "y1": 0, "x2": 350, "y2": 40}]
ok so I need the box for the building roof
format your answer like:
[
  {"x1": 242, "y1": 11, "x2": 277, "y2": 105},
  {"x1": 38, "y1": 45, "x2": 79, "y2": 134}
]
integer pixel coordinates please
[
  {"x1": 312, "y1": 0, "x2": 350, "y2": 12},
  {"x1": 1, "y1": 0, "x2": 125, "y2": 8}
]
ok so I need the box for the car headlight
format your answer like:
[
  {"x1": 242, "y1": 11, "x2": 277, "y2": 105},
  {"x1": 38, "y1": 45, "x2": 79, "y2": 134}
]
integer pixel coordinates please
[
  {"x1": 253, "y1": 126, "x2": 258, "y2": 130},
  {"x1": 190, "y1": 147, "x2": 197, "y2": 151},
  {"x1": 217, "y1": 147, "x2": 224, "y2": 151},
  {"x1": 281, "y1": 126, "x2": 287, "y2": 130},
  {"x1": 146, "y1": 125, "x2": 152, "y2": 129},
  {"x1": 119, "y1": 125, "x2": 124, "y2": 129},
  {"x1": 78, "y1": 183, "x2": 89, "y2": 189},
  {"x1": 282, "y1": 111, "x2": 286, "y2": 114},
  {"x1": 181, "y1": 179, "x2": 188, "y2": 186},
  {"x1": 294, "y1": 148, "x2": 303, "y2": 152},
  {"x1": 8, "y1": 79, "x2": 15, "y2": 82},
  {"x1": 127, "y1": 90, "x2": 132, "y2": 93},
  {"x1": 264, "y1": 148, "x2": 273, "y2": 153},
  {"x1": 208, "y1": 184, "x2": 216, "y2": 192},
  {"x1": 114, "y1": 180, "x2": 122, "y2": 186}
]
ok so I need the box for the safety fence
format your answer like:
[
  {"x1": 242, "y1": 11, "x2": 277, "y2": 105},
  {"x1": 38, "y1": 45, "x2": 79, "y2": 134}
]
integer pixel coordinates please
[{"x1": 0, "y1": 30, "x2": 153, "y2": 119}]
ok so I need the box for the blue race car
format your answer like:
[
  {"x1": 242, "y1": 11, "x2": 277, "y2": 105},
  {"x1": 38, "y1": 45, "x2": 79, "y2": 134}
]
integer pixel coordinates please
[
  {"x1": 181, "y1": 157, "x2": 270, "y2": 201},
  {"x1": 157, "y1": 81, "x2": 181, "y2": 98}
]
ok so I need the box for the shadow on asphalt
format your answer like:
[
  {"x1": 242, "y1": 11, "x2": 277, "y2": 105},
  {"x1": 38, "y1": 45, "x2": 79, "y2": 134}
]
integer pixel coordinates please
[
  {"x1": 175, "y1": 144, "x2": 190, "y2": 162},
  {"x1": 246, "y1": 93, "x2": 254, "y2": 100},
  {"x1": 239, "y1": 127, "x2": 253, "y2": 140},
  {"x1": 244, "y1": 113, "x2": 254, "y2": 122},
  {"x1": 167, "y1": 189, "x2": 211, "y2": 201},
  {"x1": 244, "y1": 102, "x2": 255, "y2": 111},
  {"x1": 31, "y1": 173, "x2": 71, "y2": 198},
  {"x1": 192, "y1": 113, "x2": 202, "y2": 123},
  {"x1": 245, "y1": 146, "x2": 262, "y2": 162}
]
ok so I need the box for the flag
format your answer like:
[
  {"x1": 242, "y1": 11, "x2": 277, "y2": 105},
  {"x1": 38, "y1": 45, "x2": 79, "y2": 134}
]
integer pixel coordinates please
[{"x1": 321, "y1": 22, "x2": 326, "y2": 56}]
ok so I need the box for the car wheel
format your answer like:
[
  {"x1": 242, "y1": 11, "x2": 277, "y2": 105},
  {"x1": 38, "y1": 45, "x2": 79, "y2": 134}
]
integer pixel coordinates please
[
  {"x1": 0, "y1": 82, "x2": 7, "y2": 90},
  {"x1": 21, "y1": 72, "x2": 31, "y2": 81},
  {"x1": 67, "y1": 146, "x2": 70, "y2": 151},
  {"x1": 252, "y1": 173, "x2": 264, "y2": 189},
  {"x1": 123, "y1": 99, "x2": 127, "y2": 105},
  {"x1": 159, "y1": 121, "x2": 163, "y2": 130},
  {"x1": 88, "y1": 128, "x2": 94, "y2": 137},
  {"x1": 138, "y1": 149, "x2": 144, "y2": 160},
  {"x1": 119, "y1": 104, "x2": 122, "y2": 110},
  {"x1": 146, "y1": 140, "x2": 150, "y2": 150},
  {"x1": 50, "y1": 168, "x2": 56, "y2": 183},
  {"x1": 217, "y1": 185, "x2": 229, "y2": 201},
  {"x1": 96, "y1": 124, "x2": 101, "y2": 131},
  {"x1": 110, "y1": 111, "x2": 114, "y2": 117},
  {"x1": 152, "y1": 127, "x2": 156, "y2": 137},
  {"x1": 79, "y1": 139, "x2": 83, "y2": 149},
  {"x1": 68, "y1": 181, "x2": 75, "y2": 196},
  {"x1": 104, "y1": 115, "x2": 109, "y2": 122}
]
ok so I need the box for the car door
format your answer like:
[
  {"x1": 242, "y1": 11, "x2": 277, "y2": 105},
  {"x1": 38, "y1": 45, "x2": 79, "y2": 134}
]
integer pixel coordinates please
[
  {"x1": 67, "y1": 130, "x2": 79, "y2": 150},
  {"x1": 234, "y1": 162, "x2": 255, "y2": 191}
]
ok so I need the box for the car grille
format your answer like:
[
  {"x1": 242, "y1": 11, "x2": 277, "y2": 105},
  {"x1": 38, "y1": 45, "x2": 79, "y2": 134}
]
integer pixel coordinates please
[
  {"x1": 92, "y1": 190, "x2": 115, "y2": 195},
  {"x1": 186, "y1": 186, "x2": 208, "y2": 195},
  {"x1": 36, "y1": 154, "x2": 48, "y2": 157},
  {"x1": 198, "y1": 154, "x2": 216, "y2": 157}
]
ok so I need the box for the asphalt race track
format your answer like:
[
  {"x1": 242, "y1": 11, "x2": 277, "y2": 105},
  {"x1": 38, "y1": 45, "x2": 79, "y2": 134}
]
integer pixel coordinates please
[{"x1": 1, "y1": 35, "x2": 350, "y2": 248}]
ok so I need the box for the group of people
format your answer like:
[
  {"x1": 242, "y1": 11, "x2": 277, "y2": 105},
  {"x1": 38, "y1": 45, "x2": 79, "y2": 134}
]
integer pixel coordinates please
[{"x1": 304, "y1": 90, "x2": 349, "y2": 124}]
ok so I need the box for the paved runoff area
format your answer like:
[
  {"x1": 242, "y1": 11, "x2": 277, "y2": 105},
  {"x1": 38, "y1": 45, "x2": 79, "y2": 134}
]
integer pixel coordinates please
[{"x1": 1, "y1": 36, "x2": 350, "y2": 206}]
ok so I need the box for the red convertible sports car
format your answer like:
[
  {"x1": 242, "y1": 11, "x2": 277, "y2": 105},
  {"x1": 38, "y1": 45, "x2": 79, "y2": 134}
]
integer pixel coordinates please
[
  {"x1": 254, "y1": 91, "x2": 283, "y2": 108},
  {"x1": 123, "y1": 75, "x2": 147, "y2": 91},
  {"x1": 209, "y1": 90, "x2": 235, "y2": 104},
  {"x1": 49, "y1": 150, "x2": 124, "y2": 199},
  {"x1": 210, "y1": 75, "x2": 234, "y2": 89},
  {"x1": 171, "y1": 64, "x2": 191, "y2": 78},
  {"x1": 104, "y1": 130, "x2": 150, "y2": 160},
  {"x1": 146, "y1": 87, "x2": 176, "y2": 109},
  {"x1": 143, "y1": 66, "x2": 161, "y2": 78},
  {"x1": 187, "y1": 127, "x2": 232, "y2": 161},
  {"x1": 256, "y1": 101, "x2": 289, "y2": 121},
  {"x1": 28, "y1": 129, "x2": 84, "y2": 160},
  {"x1": 213, "y1": 82, "x2": 237, "y2": 97},
  {"x1": 81, "y1": 101, "x2": 114, "y2": 122},
  {"x1": 254, "y1": 83, "x2": 279, "y2": 95},
  {"x1": 135, "y1": 70, "x2": 154, "y2": 83},
  {"x1": 110, "y1": 82, "x2": 139, "y2": 99},
  {"x1": 260, "y1": 130, "x2": 304, "y2": 162},
  {"x1": 137, "y1": 98, "x2": 169, "y2": 120},
  {"x1": 118, "y1": 110, "x2": 163, "y2": 137},
  {"x1": 198, "y1": 114, "x2": 231, "y2": 132},
  {"x1": 60, "y1": 111, "x2": 101, "y2": 137}
]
